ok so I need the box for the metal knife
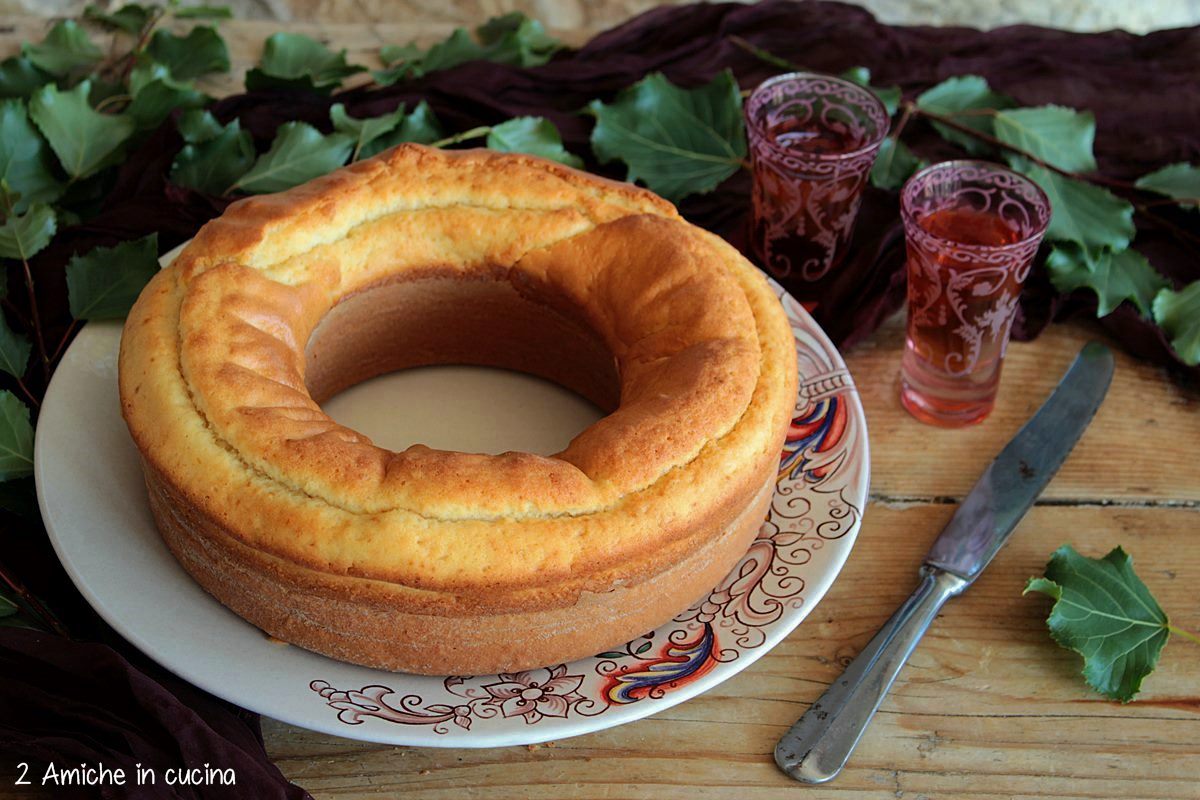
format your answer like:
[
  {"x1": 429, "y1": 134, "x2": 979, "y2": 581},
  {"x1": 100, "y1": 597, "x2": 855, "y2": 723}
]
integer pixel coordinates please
[{"x1": 775, "y1": 341, "x2": 1115, "y2": 784}]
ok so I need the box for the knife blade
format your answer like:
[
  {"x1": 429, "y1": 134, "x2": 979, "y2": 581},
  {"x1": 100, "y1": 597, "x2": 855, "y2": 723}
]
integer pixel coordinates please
[{"x1": 774, "y1": 342, "x2": 1115, "y2": 784}]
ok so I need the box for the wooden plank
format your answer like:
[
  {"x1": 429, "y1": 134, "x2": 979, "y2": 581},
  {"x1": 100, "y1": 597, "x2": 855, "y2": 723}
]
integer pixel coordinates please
[
  {"x1": 845, "y1": 314, "x2": 1200, "y2": 504},
  {"x1": 255, "y1": 503, "x2": 1200, "y2": 799}
]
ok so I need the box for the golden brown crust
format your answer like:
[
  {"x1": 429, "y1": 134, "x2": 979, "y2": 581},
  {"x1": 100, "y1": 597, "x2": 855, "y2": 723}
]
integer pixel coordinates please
[{"x1": 119, "y1": 144, "x2": 798, "y2": 671}]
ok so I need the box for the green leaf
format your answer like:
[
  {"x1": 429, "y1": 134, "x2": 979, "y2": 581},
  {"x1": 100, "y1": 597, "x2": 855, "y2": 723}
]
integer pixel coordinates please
[
  {"x1": 170, "y1": 117, "x2": 254, "y2": 194},
  {"x1": 358, "y1": 100, "x2": 443, "y2": 159},
  {"x1": 0, "y1": 204, "x2": 56, "y2": 261},
  {"x1": 1025, "y1": 545, "x2": 1172, "y2": 702},
  {"x1": 1012, "y1": 160, "x2": 1135, "y2": 252},
  {"x1": 595, "y1": 651, "x2": 627, "y2": 659},
  {"x1": 916, "y1": 74, "x2": 1013, "y2": 155},
  {"x1": 375, "y1": 12, "x2": 561, "y2": 85},
  {"x1": 840, "y1": 66, "x2": 871, "y2": 86},
  {"x1": 1152, "y1": 281, "x2": 1200, "y2": 366},
  {"x1": 0, "y1": 99, "x2": 63, "y2": 213},
  {"x1": 29, "y1": 81, "x2": 136, "y2": 180},
  {"x1": 587, "y1": 70, "x2": 746, "y2": 202},
  {"x1": 0, "y1": 590, "x2": 16, "y2": 617},
  {"x1": 0, "y1": 315, "x2": 31, "y2": 380},
  {"x1": 486, "y1": 116, "x2": 582, "y2": 168},
  {"x1": 173, "y1": 4, "x2": 233, "y2": 19},
  {"x1": 146, "y1": 26, "x2": 230, "y2": 80},
  {"x1": 127, "y1": 62, "x2": 209, "y2": 129},
  {"x1": 634, "y1": 640, "x2": 652, "y2": 655},
  {"x1": 0, "y1": 57, "x2": 54, "y2": 99},
  {"x1": 175, "y1": 107, "x2": 223, "y2": 143},
  {"x1": 246, "y1": 33, "x2": 365, "y2": 94},
  {"x1": 0, "y1": 391, "x2": 34, "y2": 481},
  {"x1": 66, "y1": 233, "x2": 160, "y2": 320},
  {"x1": 474, "y1": 12, "x2": 562, "y2": 67},
  {"x1": 994, "y1": 105, "x2": 1097, "y2": 173},
  {"x1": 1045, "y1": 245, "x2": 1168, "y2": 317},
  {"x1": 83, "y1": 3, "x2": 155, "y2": 34},
  {"x1": 870, "y1": 137, "x2": 925, "y2": 190},
  {"x1": 331, "y1": 103, "x2": 405, "y2": 161},
  {"x1": 22, "y1": 20, "x2": 103, "y2": 77},
  {"x1": 1135, "y1": 162, "x2": 1200, "y2": 209},
  {"x1": 231, "y1": 121, "x2": 352, "y2": 194}
]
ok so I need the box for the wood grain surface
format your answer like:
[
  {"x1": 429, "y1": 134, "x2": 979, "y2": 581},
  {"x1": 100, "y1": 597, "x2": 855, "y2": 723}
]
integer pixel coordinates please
[{"x1": 2, "y1": 10, "x2": 1197, "y2": 800}]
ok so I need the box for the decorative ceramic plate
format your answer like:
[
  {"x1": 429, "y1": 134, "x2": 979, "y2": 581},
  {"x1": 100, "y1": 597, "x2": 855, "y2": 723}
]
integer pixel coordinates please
[{"x1": 36, "y1": 275, "x2": 869, "y2": 747}]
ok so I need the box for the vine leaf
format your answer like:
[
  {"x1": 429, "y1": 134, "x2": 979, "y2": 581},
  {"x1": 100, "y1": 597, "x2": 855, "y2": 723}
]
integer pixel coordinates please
[
  {"x1": 0, "y1": 315, "x2": 31, "y2": 380},
  {"x1": 0, "y1": 390, "x2": 34, "y2": 482},
  {"x1": 146, "y1": 25, "x2": 231, "y2": 81},
  {"x1": 230, "y1": 121, "x2": 352, "y2": 194},
  {"x1": 0, "y1": 99, "x2": 63, "y2": 213},
  {"x1": 1045, "y1": 245, "x2": 1168, "y2": 317},
  {"x1": 175, "y1": 108, "x2": 224, "y2": 143},
  {"x1": 0, "y1": 57, "x2": 54, "y2": 99},
  {"x1": 358, "y1": 101, "x2": 443, "y2": 159},
  {"x1": 1024, "y1": 545, "x2": 1174, "y2": 703},
  {"x1": 587, "y1": 70, "x2": 746, "y2": 202},
  {"x1": 29, "y1": 80, "x2": 136, "y2": 180},
  {"x1": 22, "y1": 20, "x2": 103, "y2": 77},
  {"x1": 1135, "y1": 162, "x2": 1200, "y2": 210},
  {"x1": 1010, "y1": 160, "x2": 1134, "y2": 252},
  {"x1": 1151, "y1": 281, "x2": 1200, "y2": 366},
  {"x1": 330, "y1": 103, "x2": 406, "y2": 162},
  {"x1": 0, "y1": 204, "x2": 57, "y2": 261},
  {"x1": 486, "y1": 117, "x2": 583, "y2": 168},
  {"x1": 127, "y1": 62, "x2": 209, "y2": 129},
  {"x1": 375, "y1": 12, "x2": 561, "y2": 85},
  {"x1": 870, "y1": 137, "x2": 925, "y2": 190},
  {"x1": 475, "y1": 12, "x2": 562, "y2": 67},
  {"x1": 994, "y1": 105, "x2": 1097, "y2": 173},
  {"x1": 916, "y1": 74, "x2": 1013, "y2": 155},
  {"x1": 173, "y1": 5, "x2": 233, "y2": 20},
  {"x1": 170, "y1": 116, "x2": 254, "y2": 195},
  {"x1": 246, "y1": 33, "x2": 365, "y2": 94},
  {"x1": 83, "y1": 3, "x2": 155, "y2": 34},
  {"x1": 66, "y1": 233, "x2": 160, "y2": 320}
]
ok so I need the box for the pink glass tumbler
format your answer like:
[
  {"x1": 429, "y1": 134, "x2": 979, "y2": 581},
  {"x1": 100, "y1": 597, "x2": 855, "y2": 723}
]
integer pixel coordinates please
[
  {"x1": 744, "y1": 72, "x2": 889, "y2": 304},
  {"x1": 899, "y1": 160, "x2": 1052, "y2": 427}
]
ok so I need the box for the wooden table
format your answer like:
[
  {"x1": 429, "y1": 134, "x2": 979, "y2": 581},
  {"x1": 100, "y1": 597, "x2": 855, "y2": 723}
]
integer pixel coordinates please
[{"x1": 3, "y1": 10, "x2": 1198, "y2": 800}]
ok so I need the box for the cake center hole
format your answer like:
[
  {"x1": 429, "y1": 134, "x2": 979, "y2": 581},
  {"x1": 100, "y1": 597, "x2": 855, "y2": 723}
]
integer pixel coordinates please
[
  {"x1": 321, "y1": 366, "x2": 603, "y2": 455},
  {"x1": 305, "y1": 274, "x2": 620, "y2": 456}
]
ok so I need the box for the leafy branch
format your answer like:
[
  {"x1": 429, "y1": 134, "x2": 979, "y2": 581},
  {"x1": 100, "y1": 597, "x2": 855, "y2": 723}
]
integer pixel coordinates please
[{"x1": 734, "y1": 39, "x2": 1200, "y2": 367}]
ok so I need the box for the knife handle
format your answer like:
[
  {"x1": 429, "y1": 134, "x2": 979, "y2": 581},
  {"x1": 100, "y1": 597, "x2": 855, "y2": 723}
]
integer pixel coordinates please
[{"x1": 775, "y1": 566, "x2": 968, "y2": 783}]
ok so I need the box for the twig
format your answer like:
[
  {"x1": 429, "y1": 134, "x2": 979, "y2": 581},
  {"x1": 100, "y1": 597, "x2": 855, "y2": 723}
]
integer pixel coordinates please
[
  {"x1": 19, "y1": 258, "x2": 50, "y2": 385},
  {"x1": 0, "y1": 560, "x2": 70, "y2": 637},
  {"x1": 905, "y1": 101, "x2": 1140, "y2": 192},
  {"x1": 729, "y1": 35, "x2": 804, "y2": 72},
  {"x1": 48, "y1": 318, "x2": 82, "y2": 366},
  {"x1": 428, "y1": 125, "x2": 493, "y2": 148},
  {"x1": 94, "y1": 93, "x2": 133, "y2": 114}
]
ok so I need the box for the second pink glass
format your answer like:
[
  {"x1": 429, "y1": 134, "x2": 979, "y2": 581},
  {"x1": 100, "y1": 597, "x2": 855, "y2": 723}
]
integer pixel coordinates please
[
  {"x1": 744, "y1": 72, "x2": 889, "y2": 304},
  {"x1": 899, "y1": 161, "x2": 1052, "y2": 427}
]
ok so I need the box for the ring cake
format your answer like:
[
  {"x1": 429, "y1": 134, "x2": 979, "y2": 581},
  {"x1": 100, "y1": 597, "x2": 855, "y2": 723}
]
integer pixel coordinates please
[{"x1": 119, "y1": 144, "x2": 799, "y2": 674}]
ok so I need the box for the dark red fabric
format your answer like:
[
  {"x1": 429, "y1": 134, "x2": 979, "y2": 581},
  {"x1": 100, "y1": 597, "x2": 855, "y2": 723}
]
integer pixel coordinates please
[
  {"x1": 3, "y1": 2, "x2": 1199, "y2": 797},
  {"x1": 0, "y1": 629, "x2": 311, "y2": 799}
]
